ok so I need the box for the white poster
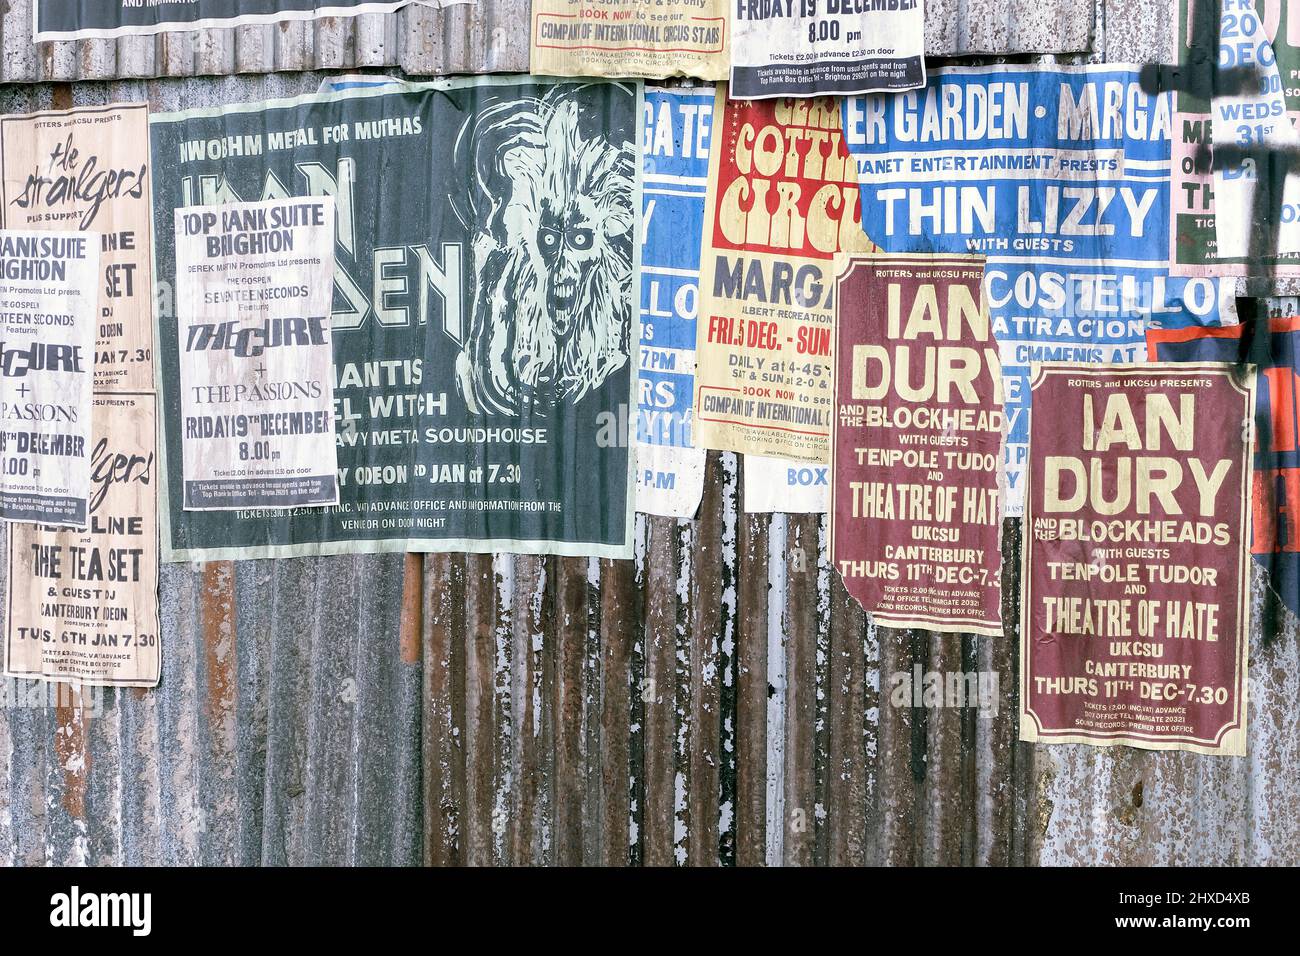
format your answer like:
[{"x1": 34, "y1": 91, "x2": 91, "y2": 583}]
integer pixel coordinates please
[
  {"x1": 743, "y1": 454, "x2": 828, "y2": 512},
  {"x1": 729, "y1": 0, "x2": 925, "y2": 99},
  {"x1": 0, "y1": 230, "x2": 98, "y2": 528},
  {"x1": 173, "y1": 198, "x2": 339, "y2": 511}
]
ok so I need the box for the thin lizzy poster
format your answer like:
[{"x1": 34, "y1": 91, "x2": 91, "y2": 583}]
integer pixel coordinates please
[
  {"x1": 150, "y1": 77, "x2": 640, "y2": 560},
  {"x1": 1020, "y1": 362, "x2": 1254, "y2": 756},
  {"x1": 173, "y1": 197, "x2": 339, "y2": 510},
  {"x1": 0, "y1": 230, "x2": 98, "y2": 528}
]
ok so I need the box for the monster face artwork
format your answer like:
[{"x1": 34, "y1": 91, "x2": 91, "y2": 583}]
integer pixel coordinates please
[{"x1": 453, "y1": 85, "x2": 637, "y2": 416}]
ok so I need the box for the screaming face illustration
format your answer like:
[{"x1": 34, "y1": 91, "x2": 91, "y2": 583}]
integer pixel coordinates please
[{"x1": 452, "y1": 86, "x2": 635, "y2": 416}]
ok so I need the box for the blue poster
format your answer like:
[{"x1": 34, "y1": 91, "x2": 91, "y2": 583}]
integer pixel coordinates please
[
  {"x1": 842, "y1": 64, "x2": 1237, "y2": 515},
  {"x1": 637, "y1": 86, "x2": 713, "y2": 517}
]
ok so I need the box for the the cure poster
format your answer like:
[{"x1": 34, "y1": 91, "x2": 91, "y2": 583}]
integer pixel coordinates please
[
  {"x1": 730, "y1": 0, "x2": 925, "y2": 99},
  {"x1": 4, "y1": 392, "x2": 160, "y2": 688},
  {"x1": 1171, "y1": 0, "x2": 1300, "y2": 275},
  {"x1": 830, "y1": 254, "x2": 1003, "y2": 634},
  {"x1": 1148, "y1": 307, "x2": 1300, "y2": 621},
  {"x1": 174, "y1": 197, "x2": 339, "y2": 510},
  {"x1": 0, "y1": 104, "x2": 155, "y2": 394},
  {"x1": 1020, "y1": 363, "x2": 1254, "y2": 756},
  {"x1": 0, "y1": 230, "x2": 98, "y2": 528},
  {"x1": 694, "y1": 89, "x2": 873, "y2": 463},
  {"x1": 843, "y1": 64, "x2": 1238, "y2": 515},
  {"x1": 150, "y1": 77, "x2": 639, "y2": 561},
  {"x1": 33, "y1": 0, "x2": 469, "y2": 42},
  {"x1": 531, "y1": 0, "x2": 729, "y2": 81},
  {"x1": 638, "y1": 86, "x2": 710, "y2": 518}
]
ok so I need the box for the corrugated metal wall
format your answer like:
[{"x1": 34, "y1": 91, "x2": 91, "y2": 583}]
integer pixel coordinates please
[{"x1": 1, "y1": 0, "x2": 1297, "y2": 866}]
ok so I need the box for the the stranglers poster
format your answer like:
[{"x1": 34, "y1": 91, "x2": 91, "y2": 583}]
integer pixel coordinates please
[
  {"x1": 0, "y1": 103, "x2": 155, "y2": 394},
  {"x1": 1020, "y1": 363, "x2": 1254, "y2": 756},
  {"x1": 4, "y1": 392, "x2": 160, "y2": 688},
  {"x1": 831, "y1": 254, "x2": 1004, "y2": 633},
  {"x1": 174, "y1": 197, "x2": 339, "y2": 510},
  {"x1": 0, "y1": 230, "x2": 98, "y2": 528},
  {"x1": 694, "y1": 89, "x2": 873, "y2": 463},
  {"x1": 1148, "y1": 307, "x2": 1300, "y2": 621},
  {"x1": 531, "y1": 0, "x2": 729, "y2": 81},
  {"x1": 150, "y1": 77, "x2": 639, "y2": 561},
  {"x1": 33, "y1": 0, "x2": 470, "y2": 43}
]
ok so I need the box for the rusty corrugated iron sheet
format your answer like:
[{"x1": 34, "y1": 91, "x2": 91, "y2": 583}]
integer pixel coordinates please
[
  {"x1": 0, "y1": 0, "x2": 1096, "y2": 82},
  {"x1": 1, "y1": 7, "x2": 1298, "y2": 866}
]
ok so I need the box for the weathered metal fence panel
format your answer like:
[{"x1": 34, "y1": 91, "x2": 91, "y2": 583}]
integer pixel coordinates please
[{"x1": 0, "y1": 1, "x2": 1298, "y2": 866}]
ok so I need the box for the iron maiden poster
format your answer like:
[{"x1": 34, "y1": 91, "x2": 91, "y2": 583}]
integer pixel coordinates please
[
  {"x1": 638, "y1": 86, "x2": 711, "y2": 518},
  {"x1": 830, "y1": 254, "x2": 1003, "y2": 634},
  {"x1": 694, "y1": 88, "x2": 873, "y2": 463},
  {"x1": 0, "y1": 103, "x2": 154, "y2": 394},
  {"x1": 174, "y1": 197, "x2": 339, "y2": 510},
  {"x1": 150, "y1": 77, "x2": 639, "y2": 561},
  {"x1": 1170, "y1": 0, "x2": 1300, "y2": 275},
  {"x1": 531, "y1": 0, "x2": 728, "y2": 80},
  {"x1": 4, "y1": 392, "x2": 160, "y2": 688},
  {"x1": 1148, "y1": 308, "x2": 1300, "y2": 621},
  {"x1": 1020, "y1": 363, "x2": 1254, "y2": 756},
  {"x1": 729, "y1": 0, "x2": 925, "y2": 99},
  {"x1": 843, "y1": 64, "x2": 1238, "y2": 516},
  {"x1": 0, "y1": 231, "x2": 98, "y2": 528},
  {"x1": 33, "y1": 0, "x2": 471, "y2": 43}
]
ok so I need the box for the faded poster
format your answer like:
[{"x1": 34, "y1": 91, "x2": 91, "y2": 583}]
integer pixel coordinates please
[
  {"x1": 637, "y1": 87, "x2": 711, "y2": 518},
  {"x1": 742, "y1": 454, "x2": 827, "y2": 511},
  {"x1": 531, "y1": 0, "x2": 728, "y2": 80},
  {"x1": 1148, "y1": 307, "x2": 1300, "y2": 620},
  {"x1": 830, "y1": 254, "x2": 1003, "y2": 634},
  {"x1": 1171, "y1": 0, "x2": 1300, "y2": 275},
  {"x1": 150, "y1": 78, "x2": 639, "y2": 560},
  {"x1": 731, "y1": 0, "x2": 925, "y2": 98},
  {"x1": 1020, "y1": 362, "x2": 1253, "y2": 755},
  {"x1": 34, "y1": 0, "x2": 471, "y2": 42},
  {"x1": 174, "y1": 198, "x2": 339, "y2": 510},
  {"x1": 695, "y1": 89, "x2": 872, "y2": 463},
  {"x1": 4, "y1": 392, "x2": 160, "y2": 688},
  {"x1": 0, "y1": 103, "x2": 154, "y2": 393},
  {"x1": 0, "y1": 231, "x2": 98, "y2": 528},
  {"x1": 844, "y1": 65, "x2": 1238, "y2": 515}
]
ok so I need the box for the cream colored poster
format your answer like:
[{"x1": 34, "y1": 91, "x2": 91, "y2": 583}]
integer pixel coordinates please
[
  {"x1": 694, "y1": 88, "x2": 872, "y2": 462},
  {"x1": 0, "y1": 103, "x2": 154, "y2": 394},
  {"x1": 530, "y1": 0, "x2": 729, "y2": 80},
  {"x1": 4, "y1": 392, "x2": 160, "y2": 688}
]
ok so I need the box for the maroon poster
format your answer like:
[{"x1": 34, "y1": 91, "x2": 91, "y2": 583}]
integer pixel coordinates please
[
  {"x1": 1020, "y1": 363, "x2": 1255, "y2": 756},
  {"x1": 829, "y1": 254, "x2": 1004, "y2": 635}
]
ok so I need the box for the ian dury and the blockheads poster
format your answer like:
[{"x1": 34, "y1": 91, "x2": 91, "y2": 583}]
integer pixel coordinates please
[
  {"x1": 150, "y1": 77, "x2": 640, "y2": 561},
  {"x1": 173, "y1": 197, "x2": 339, "y2": 510},
  {"x1": 0, "y1": 230, "x2": 98, "y2": 528},
  {"x1": 729, "y1": 0, "x2": 925, "y2": 99},
  {"x1": 4, "y1": 392, "x2": 161, "y2": 688},
  {"x1": 694, "y1": 89, "x2": 873, "y2": 464},
  {"x1": 637, "y1": 86, "x2": 710, "y2": 518},
  {"x1": 531, "y1": 0, "x2": 729, "y2": 81},
  {"x1": 1020, "y1": 362, "x2": 1254, "y2": 756},
  {"x1": 0, "y1": 103, "x2": 155, "y2": 394},
  {"x1": 33, "y1": 0, "x2": 471, "y2": 43},
  {"x1": 843, "y1": 64, "x2": 1238, "y2": 516},
  {"x1": 830, "y1": 253, "x2": 1003, "y2": 634}
]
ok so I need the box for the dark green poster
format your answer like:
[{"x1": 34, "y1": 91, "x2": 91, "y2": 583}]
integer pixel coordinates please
[{"x1": 150, "y1": 76, "x2": 640, "y2": 560}]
